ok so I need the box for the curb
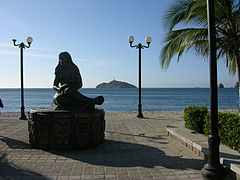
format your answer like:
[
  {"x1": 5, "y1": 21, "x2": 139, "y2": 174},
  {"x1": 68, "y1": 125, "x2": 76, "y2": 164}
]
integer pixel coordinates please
[{"x1": 166, "y1": 121, "x2": 240, "y2": 179}]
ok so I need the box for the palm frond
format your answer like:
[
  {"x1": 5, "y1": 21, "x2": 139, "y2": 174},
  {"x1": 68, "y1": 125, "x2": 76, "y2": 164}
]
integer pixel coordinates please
[
  {"x1": 160, "y1": 28, "x2": 208, "y2": 69},
  {"x1": 163, "y1": 0, "x2": 191, "y2": 31},
  {"x1": 161, "y1": 0, "x2": 240, "y2": 76}
]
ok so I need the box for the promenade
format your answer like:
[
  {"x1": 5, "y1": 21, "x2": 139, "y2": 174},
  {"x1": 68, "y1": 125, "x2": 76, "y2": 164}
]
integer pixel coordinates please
[{"x1": 0, "y1": 111, "x2": 205, "y2": 180}]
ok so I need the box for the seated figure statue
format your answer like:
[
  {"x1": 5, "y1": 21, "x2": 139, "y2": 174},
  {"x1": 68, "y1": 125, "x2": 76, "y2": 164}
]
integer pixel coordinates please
[{"x1": 53, "y1": 52, "x2": 104, "y2": 111}]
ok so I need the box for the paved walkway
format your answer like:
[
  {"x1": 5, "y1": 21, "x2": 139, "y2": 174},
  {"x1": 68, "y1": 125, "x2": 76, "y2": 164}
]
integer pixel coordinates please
[{"x1": 0, "y1": 111, "x2": 205, "y2": 180}]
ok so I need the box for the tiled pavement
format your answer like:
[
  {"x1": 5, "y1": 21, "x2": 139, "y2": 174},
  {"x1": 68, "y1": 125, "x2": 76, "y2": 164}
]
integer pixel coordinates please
[{"x1": 0, "y1": 111, "x2": 205, "y2": 180}]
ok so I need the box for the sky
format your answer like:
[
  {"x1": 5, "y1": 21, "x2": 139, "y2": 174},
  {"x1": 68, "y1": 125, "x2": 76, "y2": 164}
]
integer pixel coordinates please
[{"x1": 0, "y1": 0, "x2": 237, "y2": 88}]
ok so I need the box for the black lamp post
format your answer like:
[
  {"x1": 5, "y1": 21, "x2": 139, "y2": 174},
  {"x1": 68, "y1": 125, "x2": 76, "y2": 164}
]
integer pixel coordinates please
[
  {"x1": 12, "y1": 37, "x2": 33, "y2": 120},
  {"x1": 128, "y1": 36, "x2": 152, "y2": 118},
  {"x1": 201, "y1": 0, "x2": 225, "y2": 179}
]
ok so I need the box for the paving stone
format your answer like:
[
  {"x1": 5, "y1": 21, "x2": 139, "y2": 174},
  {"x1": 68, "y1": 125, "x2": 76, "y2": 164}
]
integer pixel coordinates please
[
  {"x1": 81, "y1": 175, "x2": 92, "y2": 180},
  {"x1": 57, "y1": 176, "x2": 70, "y2": 180},
  {"x1": 69, "y1": 176, "x2": 81, "y2": 180},
  {"x1": 176, "y1": 174, "x2": 189, "y2": 179},
  {"x1": 105, "y1": 174, "x2": 116, "y2": 179},
  {"x1": 45, "y1": 176, "x2": 57, "y2": 180},
  {"x1": 94, "y1": 174, "x2": 105, "y2": 179}
]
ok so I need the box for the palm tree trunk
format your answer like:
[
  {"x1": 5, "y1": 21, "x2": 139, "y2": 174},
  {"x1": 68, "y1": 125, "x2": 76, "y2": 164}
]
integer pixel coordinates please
[{"x1": 237, "y1": 61, "x2": 240, "y2": 114}]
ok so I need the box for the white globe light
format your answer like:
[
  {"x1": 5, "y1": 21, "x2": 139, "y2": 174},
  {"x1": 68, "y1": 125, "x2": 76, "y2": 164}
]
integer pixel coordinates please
[
  {"x1": 128, "y1": 36, "x2": 134, "y2": 43},
  {"x1": 26, "y1": 37, "x2": 33, "y2": 44},
  {"x1": 145, "y1": 36, "x2": 152, "y2": 44}
]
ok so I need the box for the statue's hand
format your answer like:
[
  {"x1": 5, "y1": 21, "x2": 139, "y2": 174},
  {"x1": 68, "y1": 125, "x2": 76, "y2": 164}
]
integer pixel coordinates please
[
  {"x1": 64, "y1": 87, "x2": 71, "y2": 95},
  {"x1": 60, "y1": 84, "x2": 69, "y2": 91},
  {"x1": 94, "y1": 96, "x2": 104, "y2": 105}
]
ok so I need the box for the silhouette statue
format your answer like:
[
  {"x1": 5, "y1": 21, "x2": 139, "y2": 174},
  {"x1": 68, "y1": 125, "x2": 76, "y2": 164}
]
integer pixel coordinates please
[
  {"x1": 53, "y1": 52, "x2": 104, "y2": 111},
  {"x1": 0, "y1": 99, "x2": 3, "y2": 108}
]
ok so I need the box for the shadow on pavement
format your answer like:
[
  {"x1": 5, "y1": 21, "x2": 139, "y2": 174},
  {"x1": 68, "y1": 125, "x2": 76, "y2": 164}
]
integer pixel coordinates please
[
  {"x1": 105, "y1": 131, "x2": 168, "y2": 144},
  {"x1": 0, "y1": 136, "x2": 206, "y2": 170},
  {"x1": 51, "y1": 139, "x2": 206, "y2": 170},
  {"x1": 0, "y1": 136, "x2": 31, "y2": 149},
  {"x1": 0, "y1": 153, "x2": 44, "y2": 178}
]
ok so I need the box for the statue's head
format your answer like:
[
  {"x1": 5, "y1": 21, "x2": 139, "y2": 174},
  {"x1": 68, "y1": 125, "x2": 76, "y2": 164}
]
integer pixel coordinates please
[{"x1": 59, "y1": 52, "x2": 73, "y2": 67}]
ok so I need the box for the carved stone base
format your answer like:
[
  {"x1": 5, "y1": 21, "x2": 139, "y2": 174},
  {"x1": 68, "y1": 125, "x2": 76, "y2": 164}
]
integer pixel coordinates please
[{"x1": 28, "y1": 108, "x2": 105, "y2": 150}]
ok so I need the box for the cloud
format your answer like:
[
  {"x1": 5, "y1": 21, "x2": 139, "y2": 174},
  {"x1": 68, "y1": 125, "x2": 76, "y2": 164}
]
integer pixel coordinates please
[
  {"x1": 25, "y1": 52, "x2": 55, "y2": 59},
  {"x1": 0, "y1": 49, "x2": 55, "y2": 59},
  {"x1": 0, "y1": 43, "x2": 13, "y2": 48},
  {"x1": 83, "y1": 61, "x2": 112, "y2": 67},
  {"x1": 0, "y1": 46, "x2": 115, "y2": 67},
  {"x1": 76, "y1": 57, "x2": 116, "y2": 67},
  {"x1": 0, "y1": 49, "x2": 18, "y2": 55}
]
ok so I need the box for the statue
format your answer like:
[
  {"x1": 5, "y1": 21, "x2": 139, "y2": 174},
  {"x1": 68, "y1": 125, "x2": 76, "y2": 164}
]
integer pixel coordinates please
[
  {"x1": 53, "y1": 52, "x2": 104, "y2": 111},
  {"x1": 0, "y1": 99, "x2": 3, "y2": 108}
]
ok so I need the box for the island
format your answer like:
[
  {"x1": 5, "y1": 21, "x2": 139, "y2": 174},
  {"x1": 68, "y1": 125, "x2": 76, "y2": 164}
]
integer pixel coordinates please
[
  {"x1": 234, "y1": 82, "x2": 239, "y2": 88},
  {"x1": 218, "y1": 83, "x2": 224, "y2": 88},
  {"x1": 96, "y1": 80, "x2": 137, "y2": 88}
]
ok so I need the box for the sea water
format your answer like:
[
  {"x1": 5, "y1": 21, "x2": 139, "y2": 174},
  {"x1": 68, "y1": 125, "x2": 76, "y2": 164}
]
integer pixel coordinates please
[{"x1": 0, "y1": 88, "x2": 238, "y2": 113}]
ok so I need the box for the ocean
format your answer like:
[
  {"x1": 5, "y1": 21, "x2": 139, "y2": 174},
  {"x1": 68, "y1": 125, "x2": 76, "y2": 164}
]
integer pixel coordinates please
[{"x1": 0, "y1": 88, "x2": 238, "y2": 113}]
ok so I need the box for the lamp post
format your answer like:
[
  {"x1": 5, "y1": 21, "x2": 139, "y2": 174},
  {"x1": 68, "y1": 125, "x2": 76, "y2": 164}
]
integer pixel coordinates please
[
  {"x1": 128, "y1": 36, "x2": 152, "y2": 118},
  {"x1": 13, "y1": 37, "x2": 33, "y2": 120},
  {"x1": 201, "y1": 0, "x2": 225, "y2": 179}
]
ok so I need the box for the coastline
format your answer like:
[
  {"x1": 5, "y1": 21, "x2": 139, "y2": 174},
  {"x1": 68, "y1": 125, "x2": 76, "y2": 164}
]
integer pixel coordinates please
[{"x1": 0, "y1": 109, "x2": 238, "y2": 118}]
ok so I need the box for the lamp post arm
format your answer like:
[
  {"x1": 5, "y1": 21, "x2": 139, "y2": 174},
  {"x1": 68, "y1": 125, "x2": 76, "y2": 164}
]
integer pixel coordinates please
[
  {"x1": 130, "y1": 44, "x2": 137, "y2": 48},
  {"x1": 25, "y1": 43, "x2": 31, "y2": 48},
  {"x1": 142, "y1": 45, "x2": 149, "y2": 49},
  {"x1": 143, "y1": 43, "x2": 150, "y2": 49},
  {"x1": 12, "y1": 39, "x2": 20, "y2": 47},
  {"x1": 12, "y1": 39, "x2": 31, "y2": 48}
]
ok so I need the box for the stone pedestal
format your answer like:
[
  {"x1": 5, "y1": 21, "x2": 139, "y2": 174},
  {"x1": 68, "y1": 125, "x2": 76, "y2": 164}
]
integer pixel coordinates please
[{"x1": 28, "y1": 108, "x2": 105, "y2": 150}]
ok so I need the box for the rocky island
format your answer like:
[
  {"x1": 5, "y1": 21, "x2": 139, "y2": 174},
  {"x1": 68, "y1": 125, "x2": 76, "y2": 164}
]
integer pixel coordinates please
[
  {"x1": 218, "y1": 83, "x2": 224, "y2": 88},
  {"x1": 96, "y1": 80, "x2": 137, "y2": 88}
]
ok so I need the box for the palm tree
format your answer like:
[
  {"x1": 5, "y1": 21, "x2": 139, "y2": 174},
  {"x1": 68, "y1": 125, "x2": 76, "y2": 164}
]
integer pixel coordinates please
[{"x1": 160, "y1": 0, "x2": 240, "y2": 90}]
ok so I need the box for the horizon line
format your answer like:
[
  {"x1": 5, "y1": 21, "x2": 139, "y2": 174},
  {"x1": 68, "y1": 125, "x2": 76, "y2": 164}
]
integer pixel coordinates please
[{"x1": 0, "y1": 87, "x2": 237, "y2": 89}]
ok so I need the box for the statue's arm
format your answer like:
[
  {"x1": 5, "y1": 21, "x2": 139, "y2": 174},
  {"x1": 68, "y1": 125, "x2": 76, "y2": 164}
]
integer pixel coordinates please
[{"x1": 53, "y1": 74, "x2": 61, "y2": 92}]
